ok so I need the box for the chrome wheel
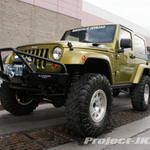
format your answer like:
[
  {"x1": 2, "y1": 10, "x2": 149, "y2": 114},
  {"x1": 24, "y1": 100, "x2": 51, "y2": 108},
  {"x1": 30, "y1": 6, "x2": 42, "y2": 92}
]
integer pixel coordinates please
[
  {"x1": 89, "y1": 89, "x2": 107, "y2": 122},
  {"x1": 15, "y1": 90, "x2": 33, "y2": 106},
  {"x1": 144, "y1": 84, "x2": 149, "y2": 105}
]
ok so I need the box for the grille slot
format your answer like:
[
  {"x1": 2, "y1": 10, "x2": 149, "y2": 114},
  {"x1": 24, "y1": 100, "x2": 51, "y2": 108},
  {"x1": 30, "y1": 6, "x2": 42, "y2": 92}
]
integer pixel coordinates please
[
  {"x1": 32, "y1": 50, "x2": 35, "y2": 54},
  {"x1": 34, "y1": 49, "x2": 39, "y2": 67},
  {"x1": 38, "y1": 49, "x2": 44, "y2": 67},
  {"x1": 44, "y1": 49, "x2": 49, "y2": 67},
  {"x1": 22, "y1": 49, "x2": 49, "y2": 68}
]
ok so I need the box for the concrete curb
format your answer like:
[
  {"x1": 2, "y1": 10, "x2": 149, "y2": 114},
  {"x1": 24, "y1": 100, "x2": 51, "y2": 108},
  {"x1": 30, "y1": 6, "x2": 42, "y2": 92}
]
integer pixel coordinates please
[{"x1": 49, "y1": 115, "x2": 150, "y2": 150}]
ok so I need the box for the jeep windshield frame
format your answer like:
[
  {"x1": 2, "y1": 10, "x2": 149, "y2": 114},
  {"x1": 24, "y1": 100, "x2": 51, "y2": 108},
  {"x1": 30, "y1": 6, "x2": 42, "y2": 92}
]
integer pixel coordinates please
[{"x1": 61, "y1": 25, "x2": 116, "y2": 43}]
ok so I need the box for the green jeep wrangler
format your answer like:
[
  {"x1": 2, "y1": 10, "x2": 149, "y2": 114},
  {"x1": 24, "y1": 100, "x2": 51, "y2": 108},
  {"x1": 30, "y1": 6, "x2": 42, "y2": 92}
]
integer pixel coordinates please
[{"x1": 0, "y1": 24, "x2": 150, "y2": 137}]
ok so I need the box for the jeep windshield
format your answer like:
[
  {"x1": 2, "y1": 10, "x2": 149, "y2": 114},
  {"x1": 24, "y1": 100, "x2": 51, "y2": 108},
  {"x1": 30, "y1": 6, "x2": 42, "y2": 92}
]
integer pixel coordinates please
[{"x1": 61, "y1": 25, "x2": 116, "y2": 43}]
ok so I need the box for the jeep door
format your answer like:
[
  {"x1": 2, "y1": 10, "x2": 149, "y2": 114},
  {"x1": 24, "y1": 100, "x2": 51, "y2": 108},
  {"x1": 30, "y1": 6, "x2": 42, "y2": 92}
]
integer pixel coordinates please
[{"x1": 115, "y1": 27, "x2": 135, "y2": 83}]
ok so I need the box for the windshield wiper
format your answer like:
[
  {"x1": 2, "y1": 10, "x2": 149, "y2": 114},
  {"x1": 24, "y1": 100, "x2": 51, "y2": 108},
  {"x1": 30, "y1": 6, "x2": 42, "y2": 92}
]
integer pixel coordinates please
[
  {"x1": 82, "y1": 40, "x2": 102, "y2": 47},
  {"x1": 92, "y1": 43, "x2": 101, "y2": 47},
  {"x1": 83, "y1": 40, "x2": 101, "y2": 46}
]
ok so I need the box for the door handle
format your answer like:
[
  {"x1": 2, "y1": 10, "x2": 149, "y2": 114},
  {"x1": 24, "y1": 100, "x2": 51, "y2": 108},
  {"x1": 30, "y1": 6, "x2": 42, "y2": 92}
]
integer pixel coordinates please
[{"x1": 130, "y1": 55, "x2": 136, "y2": 59}]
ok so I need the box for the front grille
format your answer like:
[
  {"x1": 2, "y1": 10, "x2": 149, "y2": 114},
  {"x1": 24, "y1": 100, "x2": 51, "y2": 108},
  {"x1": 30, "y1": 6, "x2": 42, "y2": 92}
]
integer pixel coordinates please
[{"x1": 22, "y1": 49, "x2": 49, "y2": 68}]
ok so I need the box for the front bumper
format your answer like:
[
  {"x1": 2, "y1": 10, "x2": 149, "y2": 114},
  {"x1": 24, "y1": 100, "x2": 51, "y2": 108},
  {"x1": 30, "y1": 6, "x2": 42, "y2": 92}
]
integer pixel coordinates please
[{"x1": 0, "y1": 47, "x2": 68, "y2": 85}]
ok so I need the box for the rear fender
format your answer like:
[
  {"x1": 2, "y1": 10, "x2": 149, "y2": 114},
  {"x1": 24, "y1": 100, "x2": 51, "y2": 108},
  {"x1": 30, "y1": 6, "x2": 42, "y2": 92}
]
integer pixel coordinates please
[{"x1": 131, "y1": 64, "x2": 150, "y2": 83}]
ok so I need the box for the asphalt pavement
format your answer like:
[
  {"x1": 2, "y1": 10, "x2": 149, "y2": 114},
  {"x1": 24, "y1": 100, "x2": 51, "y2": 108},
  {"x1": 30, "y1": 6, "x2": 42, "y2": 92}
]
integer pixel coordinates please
[
  {"x1": 0, "y1": 93, "x2": 131, "y2": 135},
  {"x1": 0, "y1": 93, "x2": 150, "y2": 150}
]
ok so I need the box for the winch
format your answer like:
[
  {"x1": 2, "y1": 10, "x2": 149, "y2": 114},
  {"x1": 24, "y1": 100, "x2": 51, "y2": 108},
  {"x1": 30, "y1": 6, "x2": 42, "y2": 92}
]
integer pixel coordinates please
[
  {"x1": 6, "y1": 57, "x2": 36, "y2": 78},
  {"x1": 6, "y1": 64, "x2": 23, "y2": 78}
]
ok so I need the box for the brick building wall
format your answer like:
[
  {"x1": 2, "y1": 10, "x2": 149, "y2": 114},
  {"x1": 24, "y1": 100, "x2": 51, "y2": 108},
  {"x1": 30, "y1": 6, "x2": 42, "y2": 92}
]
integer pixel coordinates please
[
  {"x1": 0, "y1": 0, "x2": 81, "y2": 48},
  {"x1": 1, "y1": 0, "x2": 150, "y2": 48}
]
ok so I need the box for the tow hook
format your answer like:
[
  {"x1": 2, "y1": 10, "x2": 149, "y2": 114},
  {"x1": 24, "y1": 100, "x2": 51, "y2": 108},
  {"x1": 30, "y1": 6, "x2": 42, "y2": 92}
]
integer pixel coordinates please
[{"x1": 9, "y1": 71, "x2": 15, "y2": 78}]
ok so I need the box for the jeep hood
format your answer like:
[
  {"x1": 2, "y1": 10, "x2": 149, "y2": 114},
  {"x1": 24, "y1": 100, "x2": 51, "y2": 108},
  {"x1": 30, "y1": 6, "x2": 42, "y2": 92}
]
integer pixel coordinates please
[{"x1": 16, "y1": 41, "x2": 114, "y2": 52}]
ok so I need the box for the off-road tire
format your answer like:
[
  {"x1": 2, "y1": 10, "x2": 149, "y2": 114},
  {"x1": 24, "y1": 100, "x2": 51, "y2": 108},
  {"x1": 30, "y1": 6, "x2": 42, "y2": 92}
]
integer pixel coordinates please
[
  {"x1": 113, "y1": 89, "x2": 120, "y2": 97},
  {"x1": 0, "y1": 82, "x2": 39, "y2": 115},
  {"x1": 66, "y1": 73, "x2": 113, "y2": 137},
  {"x1": 131, "y1": 75, "x2": 150, "y2": 111}
]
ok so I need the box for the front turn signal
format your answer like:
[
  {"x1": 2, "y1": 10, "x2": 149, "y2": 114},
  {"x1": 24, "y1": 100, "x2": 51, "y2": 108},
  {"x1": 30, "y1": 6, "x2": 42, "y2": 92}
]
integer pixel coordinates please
[
  {"x1": 82, "y1": 56, "x2": 86, "y2": 61},
  {"x1": 53, "y1": 64, "x2": 58, "y2": 69}
]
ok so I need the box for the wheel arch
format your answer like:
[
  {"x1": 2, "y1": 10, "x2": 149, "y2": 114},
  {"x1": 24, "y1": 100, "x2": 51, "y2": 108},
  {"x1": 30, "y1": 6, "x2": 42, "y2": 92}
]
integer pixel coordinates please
[
  {"x1": 131, "y1": 64, "x2": 150, "y2": 83},
  {"x1": 84, "y1": 58, "x2": 113, "y2": 84}
]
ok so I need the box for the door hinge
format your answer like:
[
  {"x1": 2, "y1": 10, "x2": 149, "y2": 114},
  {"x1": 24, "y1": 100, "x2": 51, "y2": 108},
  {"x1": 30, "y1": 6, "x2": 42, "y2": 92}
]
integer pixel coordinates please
[{"x1": 115, "y1": 71, "x2": 120, "y2": 76}]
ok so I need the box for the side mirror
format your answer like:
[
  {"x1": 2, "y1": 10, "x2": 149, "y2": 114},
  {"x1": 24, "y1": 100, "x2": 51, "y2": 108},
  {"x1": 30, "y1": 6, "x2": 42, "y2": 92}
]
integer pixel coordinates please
[
  {"x1": 120, "y1": 38, "x2": 132, "y2": 48},
  {"x1": 147, "y1": 47, "x2": 150, "y2": 51},
  {"x1": 117, "y1": 38, "x2": 132, "y2": 54}
]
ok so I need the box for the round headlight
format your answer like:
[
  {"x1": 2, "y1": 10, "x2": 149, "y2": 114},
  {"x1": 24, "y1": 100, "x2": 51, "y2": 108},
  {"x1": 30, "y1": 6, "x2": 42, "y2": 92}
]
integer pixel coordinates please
[{"x1": 52, "y1": 47, "x2": 62, "y2": 60}]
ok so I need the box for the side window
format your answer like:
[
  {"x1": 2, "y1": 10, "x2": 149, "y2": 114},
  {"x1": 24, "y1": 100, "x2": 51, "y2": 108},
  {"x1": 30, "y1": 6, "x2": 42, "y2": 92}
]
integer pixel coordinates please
[
  {"x1": 119, "y1": 29, "x2": 132, "y2": 50},
  {"x1": 134, "y1": 35, "x2": 146, "y2": 55},
  {"x1": 148, "y1": 53, "x2": 150, "y2": 61},
  {"x1": 134, "y1": 35, "x2": 146, "y2": 60}
]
